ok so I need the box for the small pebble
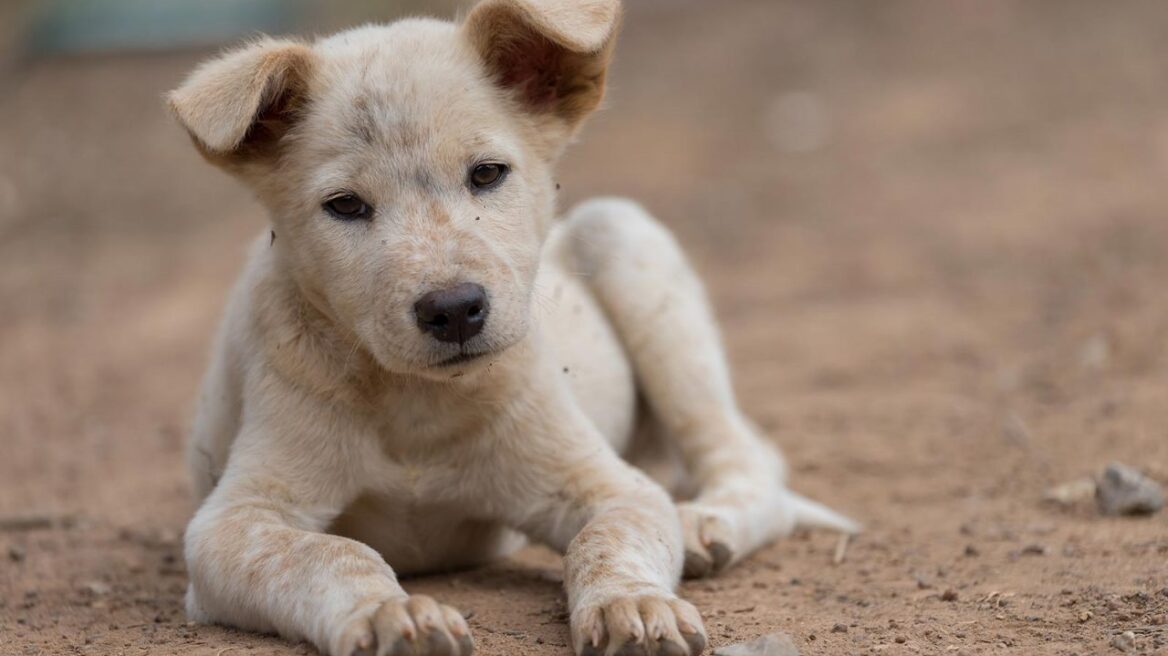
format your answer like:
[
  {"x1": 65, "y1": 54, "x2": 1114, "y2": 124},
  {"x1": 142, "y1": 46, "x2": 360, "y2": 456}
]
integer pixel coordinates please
[
  {"x1": 941, "y1": 589, "x2": 959, "y2": 602},
  {"x1": 831, "y1": 623, "x2": 848, "y2": 633},
  {"x1": 1124, "y1": 591, "x2": 1149, "y2": 604},
  {"x1": 1043, "y1": 477, "x2": 1097, "y2": 506},
  {"x1": 81, "y1": 582, "x2": 111, "y2": 596},
  {"x1": 1111, "y1": 631, "x2": 1136, "y2": 652},
  {"x1": 7, "y1": 545, "x2": 26, "y2": 562},
  {"x1": 1096, "y1": 462, "x2": 1164, "y2": 516}
]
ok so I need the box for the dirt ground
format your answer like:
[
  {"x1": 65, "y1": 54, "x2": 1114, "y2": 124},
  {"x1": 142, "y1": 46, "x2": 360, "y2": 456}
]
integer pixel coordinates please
[{"x1": 3, "y1": 1, "x2": 1168, "y2": 654}]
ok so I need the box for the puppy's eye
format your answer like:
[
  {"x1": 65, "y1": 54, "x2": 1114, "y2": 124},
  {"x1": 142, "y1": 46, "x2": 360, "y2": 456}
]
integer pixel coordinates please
[
  {"x1": 323, "y1": 194, "x2": 372, "y2": 221},
  {"x1": 469, "y1": 162, "x2": 508, "y2": 191}
]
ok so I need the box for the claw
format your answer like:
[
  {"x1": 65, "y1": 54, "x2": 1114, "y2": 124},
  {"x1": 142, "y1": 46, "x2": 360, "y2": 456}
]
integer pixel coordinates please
[
  {"x1": 613, "y1": 640, "x2": 648, "y2": 656},
  {"x1": 427, "y1": 630, "x2": 456, "y2": 655},
  {"x1": 655, "y1": 639, "x2": 687, "y2": 656},
  {"x1": 707, "y1": 542, "x2": 732, "y2": 573},
  {"x1": 683, "y1": 549, "x2": 712, "y2": 579},
  {"x1": 678, "y1": 623, "x2": 706, "y2": 655},
  {"x1": 383, "y1": 636, "x2": 411, "y2": 656}
]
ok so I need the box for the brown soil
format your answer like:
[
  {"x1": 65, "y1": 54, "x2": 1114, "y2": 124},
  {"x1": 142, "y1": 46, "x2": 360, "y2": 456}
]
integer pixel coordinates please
[{"x1": 3, "y1": 2, "x2": 1168, "y2": 655}]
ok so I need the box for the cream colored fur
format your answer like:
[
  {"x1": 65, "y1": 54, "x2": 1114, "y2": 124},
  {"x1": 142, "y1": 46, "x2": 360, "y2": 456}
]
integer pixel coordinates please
[{"x1": 169, "y1": 2, "x2": 856, "y2": 655}]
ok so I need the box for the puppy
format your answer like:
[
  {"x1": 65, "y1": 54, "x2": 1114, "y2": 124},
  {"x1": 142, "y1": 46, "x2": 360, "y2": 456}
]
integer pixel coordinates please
[{"x1": 168, "y1": 1, "x2": 856, "y2": 654}]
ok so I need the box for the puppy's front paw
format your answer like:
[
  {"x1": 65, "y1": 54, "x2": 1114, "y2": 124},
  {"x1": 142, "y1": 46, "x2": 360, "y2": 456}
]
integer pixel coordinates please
[
  {"x1": 572, "y1": 593, "x2": 706, "y2": 656},
  {"x1": 678, "y1": 503, "x2": 737, "y2": 579},
  {"x1": 335, "y1": 594, "x2": 473, "y2": 656}
]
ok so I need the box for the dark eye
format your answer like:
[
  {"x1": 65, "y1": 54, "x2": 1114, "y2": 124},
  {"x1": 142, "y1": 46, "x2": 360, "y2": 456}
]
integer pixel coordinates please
[
  {"x1": 469, "y1": 162, "x2": 508, "y2": 191},
  {"x1": 323, "y1": 194, "x2": 372, "y2": 221}
]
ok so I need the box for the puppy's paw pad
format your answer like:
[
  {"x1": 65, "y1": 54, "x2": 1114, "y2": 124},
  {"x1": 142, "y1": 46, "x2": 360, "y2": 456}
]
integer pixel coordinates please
[{"x1": 572, "y1": 594, "x2": 706, "y2": 656}]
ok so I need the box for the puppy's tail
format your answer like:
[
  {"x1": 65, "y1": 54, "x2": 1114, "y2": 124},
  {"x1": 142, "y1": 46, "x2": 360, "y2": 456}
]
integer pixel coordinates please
[{"x1": 785, "y1": 489, "x2": 861, "y2": 534}]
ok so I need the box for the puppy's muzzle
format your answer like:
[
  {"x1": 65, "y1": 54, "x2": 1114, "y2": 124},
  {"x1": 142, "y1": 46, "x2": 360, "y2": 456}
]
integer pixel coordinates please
[{"x1": 414, "y1": 282, "x2": 489, "y2": 345}]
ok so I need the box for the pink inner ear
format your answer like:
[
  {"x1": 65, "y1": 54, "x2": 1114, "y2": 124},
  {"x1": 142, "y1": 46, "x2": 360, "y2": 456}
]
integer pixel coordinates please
[{"x1": 496, "y1": 32, "x2": 564, "y2": 110}]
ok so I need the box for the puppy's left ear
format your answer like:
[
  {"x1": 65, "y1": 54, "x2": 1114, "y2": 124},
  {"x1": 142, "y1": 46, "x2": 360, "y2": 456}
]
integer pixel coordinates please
[{"x1": 463, "y1": 0, "x2": 621, "y2": 141}]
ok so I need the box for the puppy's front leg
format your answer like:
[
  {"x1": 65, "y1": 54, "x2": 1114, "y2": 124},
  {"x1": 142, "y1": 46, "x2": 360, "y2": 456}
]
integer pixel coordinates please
[
  {"x1": 186, "y1": 385, "x2": 471, "y2": 656},
  {"x1": 479, "y1": 391, "x2": 707, "y2": 656},
  {"x1": 561, "y1": 481, "x2": 707, "y2": 656}
]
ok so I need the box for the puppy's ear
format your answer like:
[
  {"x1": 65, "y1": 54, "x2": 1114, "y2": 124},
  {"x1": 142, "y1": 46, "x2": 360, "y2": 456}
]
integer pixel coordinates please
[
  {"x1": 167, "y1": 38, "x2": 314, "y2": 158},
  {"x1": 463, "y1": 0, "x2": 620, "y2": 132}
]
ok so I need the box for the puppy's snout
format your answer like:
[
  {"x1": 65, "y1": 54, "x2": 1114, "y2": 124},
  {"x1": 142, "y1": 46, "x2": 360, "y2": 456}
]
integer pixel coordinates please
[{"x1": 414, "y1": 283, "x2": 489, "y2": 344}]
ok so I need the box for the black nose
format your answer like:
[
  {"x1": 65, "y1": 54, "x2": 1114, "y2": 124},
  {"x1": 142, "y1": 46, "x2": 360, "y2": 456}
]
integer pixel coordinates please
[{"x1": 414, "y1": 282, "x2": 489, "y2": 344}]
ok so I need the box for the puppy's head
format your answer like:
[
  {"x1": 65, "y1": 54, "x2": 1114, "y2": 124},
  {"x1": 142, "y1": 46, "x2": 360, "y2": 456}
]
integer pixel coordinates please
[{"x1": 169, "y1": 0, "x2": 620, "y2": 378}]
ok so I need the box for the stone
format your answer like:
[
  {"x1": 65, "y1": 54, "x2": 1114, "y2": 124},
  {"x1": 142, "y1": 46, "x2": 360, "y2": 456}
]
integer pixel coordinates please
[
  {"x1": 1111, "y1": 631, "x2": 1136, "y2": 652},
  {"x1": 1096, "y1": 463, "x2": 1164, "y2": 516}
]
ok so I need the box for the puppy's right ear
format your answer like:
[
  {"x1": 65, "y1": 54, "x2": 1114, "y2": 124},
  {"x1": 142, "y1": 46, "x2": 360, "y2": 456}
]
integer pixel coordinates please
[{"x1": 167, "y1": 38, "x2": 314, "y2": 158}]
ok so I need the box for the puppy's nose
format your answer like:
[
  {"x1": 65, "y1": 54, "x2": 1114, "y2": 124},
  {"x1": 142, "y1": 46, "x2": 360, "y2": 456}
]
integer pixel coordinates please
[{"x1": 414, "y1": 282, "x2": 489, "y2": 344}]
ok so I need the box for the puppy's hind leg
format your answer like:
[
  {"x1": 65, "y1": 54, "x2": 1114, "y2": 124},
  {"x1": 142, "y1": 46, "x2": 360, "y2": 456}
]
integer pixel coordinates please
[{"x1": 563, "y1": 198, "x2": 857, "y2": 578}]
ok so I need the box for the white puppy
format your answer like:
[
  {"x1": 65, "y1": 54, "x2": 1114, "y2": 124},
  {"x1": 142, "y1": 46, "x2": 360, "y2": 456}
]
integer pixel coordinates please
[{"x1": 168, "y1": 1, "x2": 855, "y2": 655}]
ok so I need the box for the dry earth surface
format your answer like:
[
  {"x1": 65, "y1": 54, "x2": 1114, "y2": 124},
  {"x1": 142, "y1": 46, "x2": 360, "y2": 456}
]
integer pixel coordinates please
[{"x1": 3, "y1": 1, "x2": 1168, "y2": 655}]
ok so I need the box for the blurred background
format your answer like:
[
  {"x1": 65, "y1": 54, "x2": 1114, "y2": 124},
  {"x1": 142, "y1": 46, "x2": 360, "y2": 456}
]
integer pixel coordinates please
[{"x1": 2, "y1": 1, "x2": 1167, "y2": 655}]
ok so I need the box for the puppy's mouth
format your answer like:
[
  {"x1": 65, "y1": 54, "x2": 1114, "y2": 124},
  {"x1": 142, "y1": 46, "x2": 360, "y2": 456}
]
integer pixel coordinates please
[{"x1": 432, "y1": 350, "x2": 490, "y2": 368}]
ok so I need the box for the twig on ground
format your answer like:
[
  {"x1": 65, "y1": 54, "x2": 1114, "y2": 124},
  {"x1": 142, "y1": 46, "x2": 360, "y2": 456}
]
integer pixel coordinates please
[{"x1": 833, "y1": 532, "x2": 850, "y2": 565}]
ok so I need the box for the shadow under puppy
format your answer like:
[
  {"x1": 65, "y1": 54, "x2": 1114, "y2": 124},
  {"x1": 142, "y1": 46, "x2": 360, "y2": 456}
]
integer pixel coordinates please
[{"x1": 167, "y1": 0, "x2": 856, "y2": 654}]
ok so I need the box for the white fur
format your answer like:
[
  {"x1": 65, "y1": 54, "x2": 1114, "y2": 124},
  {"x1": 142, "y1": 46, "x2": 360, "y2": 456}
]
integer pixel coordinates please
[{"x1": 169, "y1": 2, "x2": 854, "y2": 655}]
